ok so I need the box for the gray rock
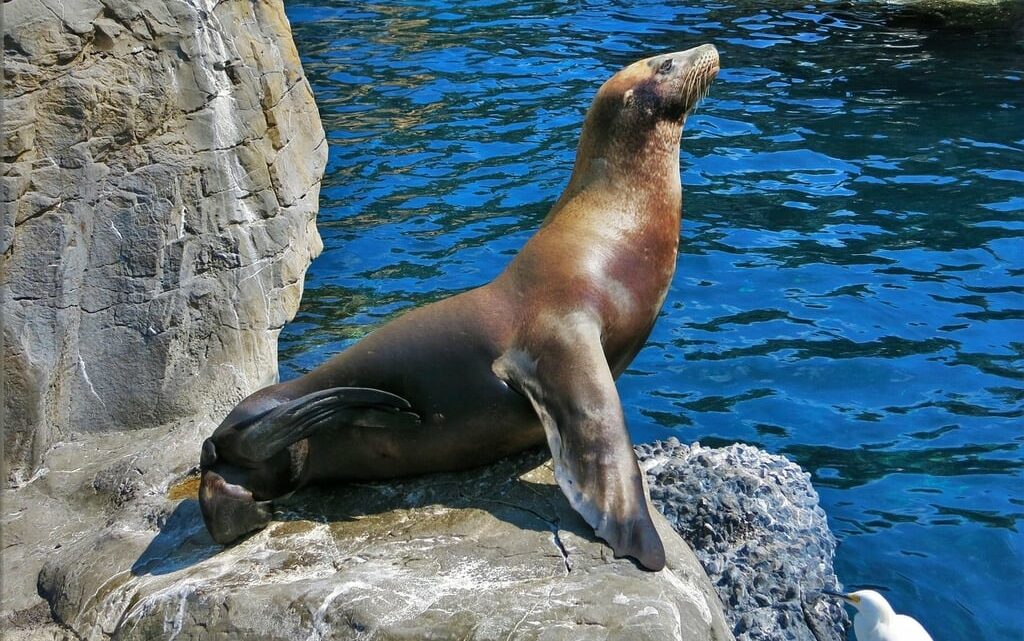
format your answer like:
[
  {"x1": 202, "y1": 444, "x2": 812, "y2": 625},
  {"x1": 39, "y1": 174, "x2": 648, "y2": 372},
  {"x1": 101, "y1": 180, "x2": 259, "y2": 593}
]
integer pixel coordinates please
[
  {"x1": 879, "y1": 0, "x2": 1024, "y2": 30},
  {"x1": 1, "y1": 0, "x2": 325, "y2": 627},
  {"x1": 636, "y1": 439, "x2": 849, "y2": 641},
  {"x1": 0, "y1": 416, "x2": 213, "y2": 639},
  {"x1": 1, "y1": 0, "x2": 326, "y2": 488},
  {"x1": 4, "y1": 422, "x2": 838, "y2": 641},
  {"x1": 36, "y1": 450, "x2": 735, "y2": 641}
]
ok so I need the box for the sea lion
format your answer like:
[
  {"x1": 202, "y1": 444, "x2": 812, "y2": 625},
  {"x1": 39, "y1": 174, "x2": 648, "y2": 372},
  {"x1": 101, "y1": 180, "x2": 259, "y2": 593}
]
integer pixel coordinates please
[{"x1": 199, "y1": 44, "x2": 720, "y2": 571}]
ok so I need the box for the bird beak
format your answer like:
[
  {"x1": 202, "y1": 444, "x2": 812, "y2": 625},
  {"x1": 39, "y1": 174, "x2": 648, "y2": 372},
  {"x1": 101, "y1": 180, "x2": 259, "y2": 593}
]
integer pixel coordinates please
[{"x1": 822, "y1": 589, "x2": 861, "y2": 604}]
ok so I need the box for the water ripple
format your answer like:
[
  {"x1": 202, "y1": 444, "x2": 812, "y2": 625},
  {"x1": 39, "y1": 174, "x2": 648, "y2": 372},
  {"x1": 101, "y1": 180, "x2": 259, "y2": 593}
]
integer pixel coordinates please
[{"x1": 282, "y1": 2, "x2": 1024, "y2": 638}]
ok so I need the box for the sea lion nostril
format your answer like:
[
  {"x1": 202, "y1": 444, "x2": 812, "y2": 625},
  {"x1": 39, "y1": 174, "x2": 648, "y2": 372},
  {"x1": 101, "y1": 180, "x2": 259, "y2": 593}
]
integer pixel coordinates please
[{"x1": 658, "y1": 58, "x2": 674, "y2": 74}]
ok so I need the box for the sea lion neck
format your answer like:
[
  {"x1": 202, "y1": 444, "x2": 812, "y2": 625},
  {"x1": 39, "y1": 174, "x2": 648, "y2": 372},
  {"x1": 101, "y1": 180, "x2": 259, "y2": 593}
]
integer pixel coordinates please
[
  {"x1": 545, "y1": 44, "x2": 718, "y2": 222},
  {"x1": 547, "y1": 114, "x2": 684, "y2": 222}
]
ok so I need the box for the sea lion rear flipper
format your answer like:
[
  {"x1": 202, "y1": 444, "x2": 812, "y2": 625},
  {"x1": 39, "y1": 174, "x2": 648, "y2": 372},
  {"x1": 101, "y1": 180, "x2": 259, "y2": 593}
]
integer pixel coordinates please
[
  {"x1": 224, "y1": 387, "x2": 421, "y2": 465},
  {"x1": 493, "y1": 325, "x2": 666, "y2": 571}
]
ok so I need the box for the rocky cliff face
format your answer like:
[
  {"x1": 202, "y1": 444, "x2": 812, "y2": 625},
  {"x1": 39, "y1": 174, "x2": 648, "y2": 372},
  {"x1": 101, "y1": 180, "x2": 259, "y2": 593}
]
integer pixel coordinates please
[{"x1": 1, "y1": 0, "x2": 326, "y2": 486}]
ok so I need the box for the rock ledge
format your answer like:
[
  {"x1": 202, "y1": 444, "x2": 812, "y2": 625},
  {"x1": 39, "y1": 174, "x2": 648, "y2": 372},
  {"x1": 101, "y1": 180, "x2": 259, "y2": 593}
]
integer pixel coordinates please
[
  {"x1": 38, "y1": 450, "x2": 734, "y2": 641},
  {"x1": 638, "y1": 440, "x2": 848, "y2": 641}
]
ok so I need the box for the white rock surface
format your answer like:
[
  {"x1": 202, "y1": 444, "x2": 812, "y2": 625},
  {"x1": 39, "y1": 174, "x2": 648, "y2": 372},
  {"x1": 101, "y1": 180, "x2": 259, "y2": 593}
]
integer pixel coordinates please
[
  {"x1": 1, "y1": 0, "x2": 326, "y2": 628},
  {"x1": 36, "y1": 451, "x2": 735, "y2": 641},
  {"x1": 1, "y1": 0, "x2": 326, "y2": 486}
]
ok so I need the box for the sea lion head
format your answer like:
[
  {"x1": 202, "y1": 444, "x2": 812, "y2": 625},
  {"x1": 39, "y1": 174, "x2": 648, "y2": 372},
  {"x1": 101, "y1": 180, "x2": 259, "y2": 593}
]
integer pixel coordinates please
[
  {"x1": 566, "y1": 44, "x2": 719, "y2": 189},
  {"x1": 595, "y1": 44, "x2": 720, "y2": 127}
]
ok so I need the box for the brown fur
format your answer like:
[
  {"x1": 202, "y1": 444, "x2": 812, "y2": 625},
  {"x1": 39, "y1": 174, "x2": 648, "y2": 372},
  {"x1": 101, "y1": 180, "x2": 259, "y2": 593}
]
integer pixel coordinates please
[{"x1": 200, "y1": 45, "x2": 720, "y2": 570}]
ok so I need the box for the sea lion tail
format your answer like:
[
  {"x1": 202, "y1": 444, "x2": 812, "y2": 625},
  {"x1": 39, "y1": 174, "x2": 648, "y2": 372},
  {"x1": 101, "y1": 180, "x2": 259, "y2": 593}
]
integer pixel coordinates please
[{"x1": 198, "y1": 386, "x2": 419, "y2": 545}]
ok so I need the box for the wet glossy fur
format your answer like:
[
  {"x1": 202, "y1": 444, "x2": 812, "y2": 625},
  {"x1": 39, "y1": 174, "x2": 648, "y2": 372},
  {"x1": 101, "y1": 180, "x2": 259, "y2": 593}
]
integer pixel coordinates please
[{"x1": 200, "y1": 44, "x2": 720, "y2": 571}]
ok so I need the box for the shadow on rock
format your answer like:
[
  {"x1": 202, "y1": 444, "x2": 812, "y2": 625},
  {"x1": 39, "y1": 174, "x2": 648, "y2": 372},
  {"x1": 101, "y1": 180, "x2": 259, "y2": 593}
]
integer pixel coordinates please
[
  {"x1": 48, "y1": 447, "x2": 733, "y2": 641},
  {"x1": 131, "y1": 448, "x2": 584, "y2": 578},
  {"x1": 131, "y1": 499, "x2": 221, "y2": 576},
  {"x1": 270, "y1": 448, "x2": 580, "y2": 540}
]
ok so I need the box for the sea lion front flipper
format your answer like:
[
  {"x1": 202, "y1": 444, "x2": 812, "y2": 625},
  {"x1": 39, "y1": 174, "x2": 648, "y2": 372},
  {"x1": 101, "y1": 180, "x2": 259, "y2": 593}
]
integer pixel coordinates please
[
  {"x1": 492, "y1": 324, "x2": 666, "y2": 571},
  {"x1": 219, "y1": 387, "x2": 421, "y2": 466}
]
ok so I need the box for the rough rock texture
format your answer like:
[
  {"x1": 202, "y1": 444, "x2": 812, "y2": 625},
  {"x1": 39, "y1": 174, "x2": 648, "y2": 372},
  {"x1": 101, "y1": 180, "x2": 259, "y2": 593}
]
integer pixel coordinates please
[
  {"x1": 1, "y1": 417, "x2": 213, "y2": 637},
  {"x1": 35, "y1": 451, "x2": 735, "y2": 641},
  {"x1": 1, "y1": 0, "x2": 327, "y2": 486},
  {"x1": 1, "y1": 0, "x2": 326, "y2": 630},
  {"x1": 636, "y1": 440, "x2": 848, "y2": 641},
  {"x1": 5, "y1": 430, "x2": 845, "y2": 640},
  {"x1": 879, "y1": 0, "x2": 1024, "y2": 29}
]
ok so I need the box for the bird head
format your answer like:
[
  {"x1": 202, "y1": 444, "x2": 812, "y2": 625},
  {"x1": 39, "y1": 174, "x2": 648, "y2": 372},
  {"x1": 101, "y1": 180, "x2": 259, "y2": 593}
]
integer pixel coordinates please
[{"x1": 823, "y1": 589, "x2": 896, "y2": 621}]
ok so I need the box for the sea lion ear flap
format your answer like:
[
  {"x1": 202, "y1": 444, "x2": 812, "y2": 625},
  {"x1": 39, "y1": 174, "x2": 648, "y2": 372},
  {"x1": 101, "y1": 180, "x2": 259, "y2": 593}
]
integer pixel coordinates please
[
  {"x1": 223, "y1": 387, "x2": 420, "y2": 465},
  {"x1": 493, "y1": 335, "x2": 666, "y2": 572}
]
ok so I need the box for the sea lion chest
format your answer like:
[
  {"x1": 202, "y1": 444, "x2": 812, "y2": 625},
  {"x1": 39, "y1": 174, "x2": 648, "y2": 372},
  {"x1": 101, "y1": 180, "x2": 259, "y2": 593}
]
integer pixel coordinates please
[
  {"x1": 505, "y1": 194, "x2": 680, "y2": 375},
  {"x1": 594, "y1": 216, "x2": 679, "y2": 372}
]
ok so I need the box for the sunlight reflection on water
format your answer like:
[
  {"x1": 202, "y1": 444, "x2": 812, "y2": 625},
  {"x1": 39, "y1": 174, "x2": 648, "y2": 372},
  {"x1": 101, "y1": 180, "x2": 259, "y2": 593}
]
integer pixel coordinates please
[{"x1": 281, "y1": 3, "x2": 1023, "y2": 638}]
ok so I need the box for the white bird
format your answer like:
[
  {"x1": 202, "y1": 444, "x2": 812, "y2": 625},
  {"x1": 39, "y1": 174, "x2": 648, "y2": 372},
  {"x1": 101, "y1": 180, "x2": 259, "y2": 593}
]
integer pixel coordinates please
[{"x1": 824, "y1": 589, "x2": 934, "y2": 641}]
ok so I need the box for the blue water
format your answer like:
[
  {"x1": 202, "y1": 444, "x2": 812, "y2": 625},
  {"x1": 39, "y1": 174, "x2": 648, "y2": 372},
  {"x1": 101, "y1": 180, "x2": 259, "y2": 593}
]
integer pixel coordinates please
[{"x1": 279, "y1": 2, "x2": 1024, "y2": 638}]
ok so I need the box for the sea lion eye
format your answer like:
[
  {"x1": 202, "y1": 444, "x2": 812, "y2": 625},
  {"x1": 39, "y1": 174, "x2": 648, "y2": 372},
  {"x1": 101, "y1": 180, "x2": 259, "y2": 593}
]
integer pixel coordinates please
[{"x1": 658, "y1": 59, "x2": 674, "y2": 74}]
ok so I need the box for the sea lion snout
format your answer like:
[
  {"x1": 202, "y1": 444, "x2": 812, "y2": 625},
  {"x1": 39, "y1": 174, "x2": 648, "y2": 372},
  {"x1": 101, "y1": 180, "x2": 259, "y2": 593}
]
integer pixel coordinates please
[
  {"x1": 594, "y1": 43, "x2": 719, "y2": 129},
  {"x1": 645, "y1": 43, "x2": 718, "y2": 74},
  {"x1": 643, "y1": 44, "x2": 719, "y2": 110},
  {"x1": 682, "y1": 43, "x2": 720, "y2": 86}
]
